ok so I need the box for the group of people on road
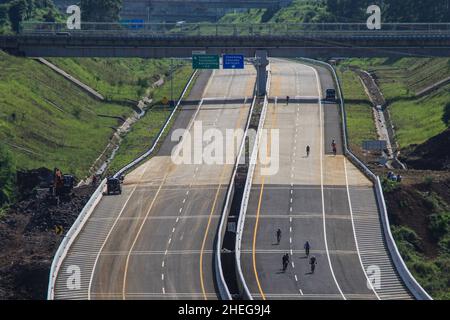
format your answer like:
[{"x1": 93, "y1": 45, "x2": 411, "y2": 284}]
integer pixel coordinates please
[{"x1": 276, "y1": 229, "x2": 317, "y2": 274}]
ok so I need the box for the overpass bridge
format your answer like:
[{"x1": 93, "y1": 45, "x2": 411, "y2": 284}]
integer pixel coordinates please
[{"x1": 2, "y1": 23, "x2": 450, "y2": 59}]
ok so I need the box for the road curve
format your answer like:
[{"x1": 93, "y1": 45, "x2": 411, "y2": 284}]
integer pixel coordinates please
[
  {"x1": 239, "y1": 59, "x2": 413, "y2": 300},
  {"x1": 53, "y1": 66, "x2": 256, "y2": 300}
]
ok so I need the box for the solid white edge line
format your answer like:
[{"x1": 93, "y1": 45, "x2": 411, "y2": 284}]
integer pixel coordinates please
[
  {"x1": 88, "y1": 85, "x2": 207, "y2": 300},
  {"x1": 87, "y1": 182, "x2": 141, "y2": 300},
  {"x1": 343, "y1": 158, "x2": 381, "y2": 300},
  {"x1": 306, "y1": 63, "x2": 346, "y2": 300}
]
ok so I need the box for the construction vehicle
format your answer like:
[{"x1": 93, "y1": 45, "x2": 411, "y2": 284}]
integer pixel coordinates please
[
  {"x1": 46, "y1": 168, "x2": 74, "y2": 205},
  {"x1": 107, "y1": 177, "x2": 122, "y2": 195},
  {"x1": 50, "y1": 168, "x2": 74, "y2": 197}
]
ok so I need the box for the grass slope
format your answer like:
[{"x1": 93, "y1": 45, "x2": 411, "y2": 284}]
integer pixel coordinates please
[
  {"x1": 107, "y1": 65, "x2": 194, "y2": 174},
  {"x1": 0, "y1": 51, "x2": 133, "y2": 179},
  {"x1": 0, "y1": 52, "x2": 191, "y2": 181},
  {"x1": 341, "y1": 58, "x2": 450, "y2": 148},
  {"x1": 46, "y1": 58, "x2": 184, "y2": 103},
  {"x1": 337, "y1": 68, "x2": 377, "y2": 151}
]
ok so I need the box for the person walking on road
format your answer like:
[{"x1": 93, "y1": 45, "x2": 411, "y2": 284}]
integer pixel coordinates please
[
  {"x1": 304, "y1": 241, "x2": 310, "y2": 257},
  {"x1": 306, "y1": 145, "x2": 310, "y2": 157},
  {"x1": 286, "y1": 96, "x2": 290, "y2": 106},
  {"x1": 309, "y1": 256, "x2": 317, "y2": 274},
  {"x1": 282, "y1": 253, "x2": 290, "y2": 272},
  {"x1": 276, "y1": 228, "x2": 282, "y2": 245}
]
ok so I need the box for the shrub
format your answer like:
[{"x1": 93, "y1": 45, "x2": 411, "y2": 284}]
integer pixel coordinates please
[{"x1": 0, "y1": 143, "x2": 16, "y2": 206}]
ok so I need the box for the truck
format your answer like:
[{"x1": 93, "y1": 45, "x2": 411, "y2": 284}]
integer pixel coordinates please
[
  {"x1": 325, "y1": 89, "x2": 337, "y2": 101},
  {"x1": 106, "y1": 177, "x2": 122, "y2": 195}
]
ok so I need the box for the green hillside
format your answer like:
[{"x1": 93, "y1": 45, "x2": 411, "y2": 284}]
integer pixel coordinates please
[
  {"x1": 340, "y1": 58, "x2": 450, "y2": 149},
  {"x1": 0, "y1": 51, "x2": 190, "y2": 184},
  {"x1": 47, "y1": 58, "x2": 185, "y2": 103}
]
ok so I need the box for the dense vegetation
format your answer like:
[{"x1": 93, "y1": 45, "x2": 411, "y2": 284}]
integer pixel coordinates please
[
  {"x1": 387, "y1": 183, "x2": 450, "y2": 300},
  {"x1": 0, "y1": 0, "x2": 61, "y2": 33},
  {"x1": 220, "y1": 0, "x2": 450, "y2": 24},
  {"x1": 0, "y1": 0, "x2": 123, "y2": 33},
  {"x1": 80, "y1": 0, "x2": 122, "y2": 22},
  {"x1": 0, "y1": 143, "x2": 16, "y2": 208}
]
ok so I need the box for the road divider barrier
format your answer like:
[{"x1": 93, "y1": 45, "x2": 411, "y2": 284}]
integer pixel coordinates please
[
  {"x1": 234, "y1": 68, "x2": 272, "y2": 300},
  {"x1": 215, "y1": 92, "x2": 257, "y2": 300}
]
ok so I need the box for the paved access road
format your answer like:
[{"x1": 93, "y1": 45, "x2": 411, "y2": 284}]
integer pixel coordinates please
[
  {"x1": 239, "y1": 59, "x2": 412, "y2": 300},
  {"x1": 53, "y1": 66, "x2": 256, "y2": 300}
]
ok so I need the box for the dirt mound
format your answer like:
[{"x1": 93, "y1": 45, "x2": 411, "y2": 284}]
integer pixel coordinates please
[
  {"x1": 16, "y1": 168, "x2": 53, "y2": 197},
  {"x1": 384, "y1": 179, "x2": 450, "y2": 258},
  {"x1": 0, "y1": 184, "x2": 96, "y2": 300},
  {"x1": 402, "y1": 129, "x2": 450, "y2": 170}
]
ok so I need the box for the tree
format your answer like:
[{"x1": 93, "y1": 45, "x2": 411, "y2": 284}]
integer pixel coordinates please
[
  {"x1": 8, "y1": 0, "x2": 26, "y2": 32},
  {"x1": 0, "y1": 4, "x2": 8, "y2": 24},
  {"x1": 80, "y1": 0, "x2": 123, "y2": 22},
  {"x1": 43, "y1": 8, "x2": 56, "y2": 22}
]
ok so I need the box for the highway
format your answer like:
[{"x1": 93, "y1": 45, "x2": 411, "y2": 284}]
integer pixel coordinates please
[
  {"x1": 239, "y1": 59, "x2": 413, "y2": 300},
  {"x1": 53, "y1": 65, "x2": 256, "y2": 300}
]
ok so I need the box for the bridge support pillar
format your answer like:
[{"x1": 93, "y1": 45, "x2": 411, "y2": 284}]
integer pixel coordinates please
[{"x1": 255, "y1": 50, "x2": 269, "y2": 96}]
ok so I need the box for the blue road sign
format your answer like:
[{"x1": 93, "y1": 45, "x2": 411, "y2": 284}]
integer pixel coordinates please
[
  {"x1": 120, "y1": 19, "x2": 145, "y2": 30},
  {"x1": 223, "y1": 54, "x2": 244, "y2": 69}
]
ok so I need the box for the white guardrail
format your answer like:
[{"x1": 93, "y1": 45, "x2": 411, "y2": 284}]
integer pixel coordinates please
[
  {"x1": 299, "y1": 57, "x2": 432, "y2": 300},
  {"x1": 47, "y1": 70, "x2": 198, "y2": 300},
  {"x1": 215, "y1": 90, "x2": 258, "y2": 300},
  {"x1": 234, "y1": 69, "x2": 272, "y2": 300}
]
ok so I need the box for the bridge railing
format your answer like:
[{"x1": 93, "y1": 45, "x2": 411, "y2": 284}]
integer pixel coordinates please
[{"x1": 20, "y1": 22, "x2": 450, "y2": 37}]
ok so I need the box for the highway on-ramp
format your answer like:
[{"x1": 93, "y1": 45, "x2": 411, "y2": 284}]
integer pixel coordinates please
[
  {"x1": 239, "y1": 59, "x2": 413, "y2": 300},
  {"x1": 53, "y1": 66, "x2": 256, "y2": 300}
]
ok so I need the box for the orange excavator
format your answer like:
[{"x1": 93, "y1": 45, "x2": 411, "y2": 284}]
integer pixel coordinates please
[{"x1": 50, "y1": 168, "x2": 74, "y2": 198}]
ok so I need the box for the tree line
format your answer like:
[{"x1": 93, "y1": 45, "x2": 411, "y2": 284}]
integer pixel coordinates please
[
  {"x1": 0, "y1": 0, "x2": 123, "y2": 33},
  {"x1": 325, "y1": 0, "x2": 450, "y2": 23}
]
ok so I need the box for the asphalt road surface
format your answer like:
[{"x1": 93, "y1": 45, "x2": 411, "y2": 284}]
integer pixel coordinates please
[
  {"x1": 239, "y1": 59, "x2": 412, "y2": 300},
  {"x1": 53, "y1": 66, "x2": 256, "y2": 300}
]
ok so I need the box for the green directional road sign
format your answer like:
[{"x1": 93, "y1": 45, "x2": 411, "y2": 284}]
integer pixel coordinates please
[{"x1": 192, "y1": 54, "x2": 220, "y2": 69}]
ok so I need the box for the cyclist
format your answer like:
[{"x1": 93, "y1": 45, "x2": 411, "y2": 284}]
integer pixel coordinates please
[
  {"x1": 304, "y1": 241, "x2": 310, "y2": 257},
  {"x1": 276, "y1": 228, "x2": 282, "y2": 245},
  {"x1": 306, "y1": 145, "x2": 310, "y2": 157},
  {"x1": 282, "y1": 253, "x2": 290, "y2": 272},
  {"x1": 310, "y1": 256, "x2": 317, "y2": 274},
  {"x1": 331, "y1": 139, "x2": 337, "y2": 156}
]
